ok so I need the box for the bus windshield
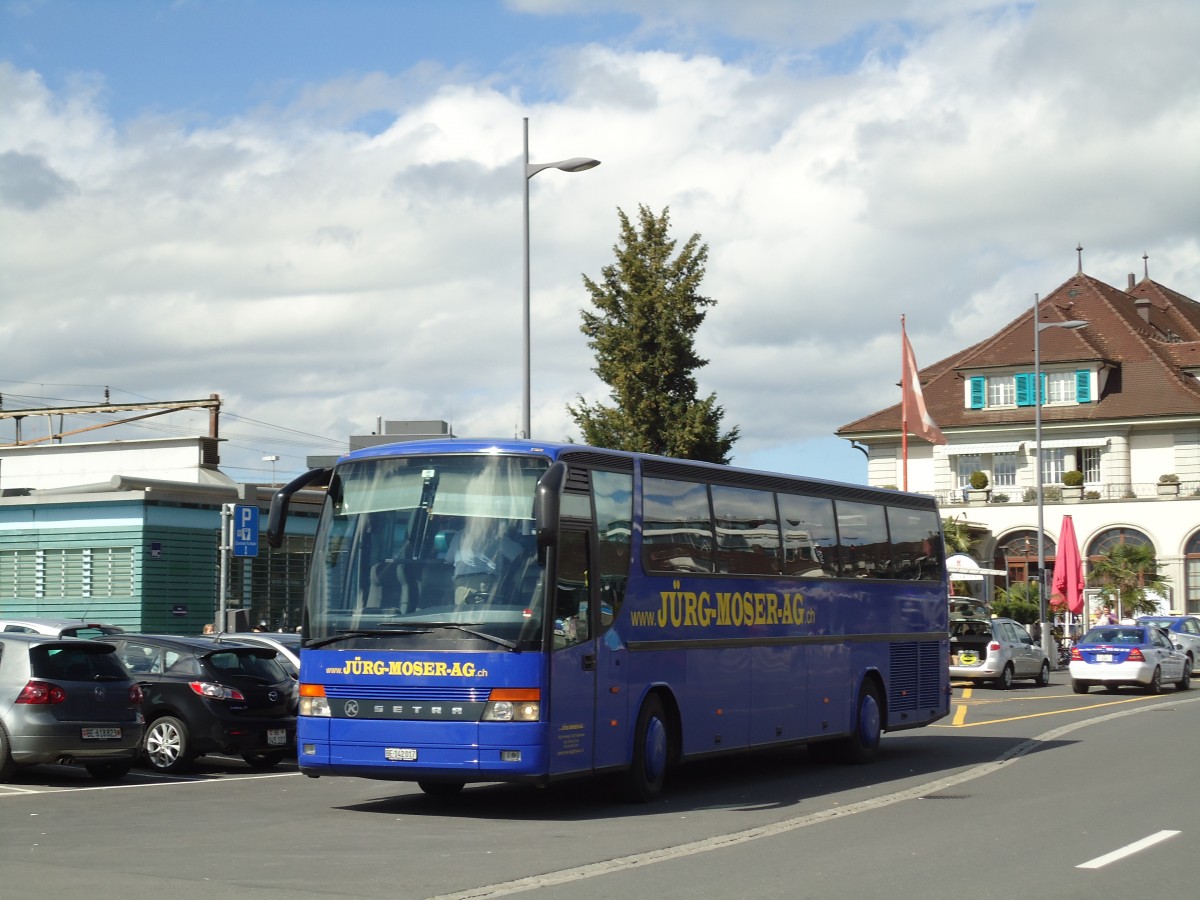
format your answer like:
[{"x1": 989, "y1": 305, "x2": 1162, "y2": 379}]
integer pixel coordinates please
[{"x1": 307, "y1": 453, "x2": 549, "y2": 650}]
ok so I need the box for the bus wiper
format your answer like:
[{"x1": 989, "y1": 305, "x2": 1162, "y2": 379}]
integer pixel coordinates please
[
  {"x1": 308, "y1": 628, "x2": 431, "y2": 649},
  {"x1": 417, "y1": 623, "x2": 520, "y2": 651}
]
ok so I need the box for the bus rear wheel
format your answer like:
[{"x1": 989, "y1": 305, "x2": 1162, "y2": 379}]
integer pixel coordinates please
[
  {"x1": 842, "y1": 680, "x2": 883, "y2": 764},
  {"x1": 624, "y1": 694, "x2": 669, "y2": 803}
]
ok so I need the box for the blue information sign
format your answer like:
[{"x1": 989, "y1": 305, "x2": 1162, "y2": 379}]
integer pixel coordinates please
[{"x1": 232, "y1": 504, "x2": 260, "y2": 558}]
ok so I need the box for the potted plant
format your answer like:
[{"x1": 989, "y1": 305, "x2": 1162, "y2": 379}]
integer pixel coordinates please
[
  {"x1": 966, "y1": 470, "x2": 991, "y2": 505},
  {"x1": 1157, "y1": 473, "x2": 1181, "y2": 498},
  {"x1": 1061, "y1": 469, "x2": 1084, "y2": 501}
]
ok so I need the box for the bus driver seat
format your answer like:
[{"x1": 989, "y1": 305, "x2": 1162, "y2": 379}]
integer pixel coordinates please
[{"x1": 365, "y1": 559, "x2": 410, "y2": 617}]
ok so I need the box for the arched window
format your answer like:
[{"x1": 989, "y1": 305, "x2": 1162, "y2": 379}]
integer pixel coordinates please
[
  {"x1": 1184, "y1": 531, "x2": 1200, "y2": 615},
  {"x1": 1087, "y1": 527, "x2": 1152, "y2": 558},
  {"x1": 993, "y1": 530, "x2": 1056, "y2": 589}
]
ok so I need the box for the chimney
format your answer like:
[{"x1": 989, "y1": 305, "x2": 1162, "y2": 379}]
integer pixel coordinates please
[{"x1": 1127, "y1": 273, "x2": 1136, "y2": 290}]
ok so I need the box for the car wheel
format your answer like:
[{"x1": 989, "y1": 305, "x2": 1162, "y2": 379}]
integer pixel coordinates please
[
  {"x1": 0, "y1": 722, "x2": 15, "y2": 782},
  {"x1": 241, "y1": 750, "x2": 287, "y2": 769},
  {"x1": 995, "y1": 664, "x2": 1014, "y2": 690},
  {"x1": 143, "y1": 715, "x2": 192, "y2": 774},
  {"x1": 418, "y1": 780, "x2": 465, "y2": 797},
  {"x1": 85, "y1": 761, "x2": 132, "y2": 781},
  {"x1": 1071, "y1": 680, "x2": 1088, "y2": 694},
  {"x1": 1176, "y1": 660, "x2": 1192, "y2": 692},
  {"x1": 1145, "y1": 666, "x2": 1162, "y2": 695},
  {"x1": 624, "y1": 693, "x2": 670, "y2": 803},
  {"x1": 1035, "y1": 660, "x2": 1051, "y2": 687}
]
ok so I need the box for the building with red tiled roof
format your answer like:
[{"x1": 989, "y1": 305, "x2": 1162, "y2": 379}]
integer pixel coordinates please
[{"x1": 838, "y1": 261, "x2": 1199, "y2": 617}]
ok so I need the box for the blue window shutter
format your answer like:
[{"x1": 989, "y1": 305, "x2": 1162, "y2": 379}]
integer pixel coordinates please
[
  {"x1": 1015, "y1": 373, "x2": 1033, "y2": 407},
  {"x1": 1075, "y1": 369, "x2": 1091, "y2": 403},
  {"x1": 969, "y1": 376, "x2": 986, "y2": 409}
]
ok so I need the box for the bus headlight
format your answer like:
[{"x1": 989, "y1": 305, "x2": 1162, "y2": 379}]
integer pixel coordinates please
[
  {"x1": 299, "y1": 683, "x2": 330, "y2": 717},
  {"x1": 482, "y1": 688, "x2": 540, "y2": 722},
  {"x1": 300, "y1": 696, "x2": 331, "y2": 717}
]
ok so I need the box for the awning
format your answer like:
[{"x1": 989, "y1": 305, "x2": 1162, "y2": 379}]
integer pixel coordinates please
[
  {"x1": 945, "y1": 554, "x2": 1007, "y2": 580},
  {"x1": 946, "y1": 442, "x2": 1023, "y2": 455},
  {"x1": 1038, "y1": 437, "x2": 1109, "y2": 449}
]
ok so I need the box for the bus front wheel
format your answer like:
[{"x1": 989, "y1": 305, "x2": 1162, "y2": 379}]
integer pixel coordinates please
[
  {"x1": 625, "y1": 694, "x2": 669, "y2": 803},
  {"x1": 418, "y1": 780, "x2": 464, "y2": 798}
]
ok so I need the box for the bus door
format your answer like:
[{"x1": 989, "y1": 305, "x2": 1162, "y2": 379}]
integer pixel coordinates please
[{"x1": 547, "y1": 526, "x2": 597, "y2": 775}]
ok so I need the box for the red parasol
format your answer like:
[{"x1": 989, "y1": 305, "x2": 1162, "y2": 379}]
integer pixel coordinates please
[{"x1": 1051, "y1": 514, "x2": 1084, "y2": 614}]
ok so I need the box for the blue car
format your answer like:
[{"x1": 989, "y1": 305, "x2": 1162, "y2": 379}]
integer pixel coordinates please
[
  {"x1": 1136, "y1": 616, "x2": 1200, "y2": 668},
  {"x1": 1069, "y1": 624, "x2": 1191, "y2": 694}
]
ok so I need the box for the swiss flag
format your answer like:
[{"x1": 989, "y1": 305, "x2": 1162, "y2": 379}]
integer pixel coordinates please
[{"x1": 902, "y1": 324, "x2": 946, "y2": 445}]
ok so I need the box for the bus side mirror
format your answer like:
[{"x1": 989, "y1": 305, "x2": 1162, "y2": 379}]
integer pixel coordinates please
[
  {"x1": 266, "y1": 467, "x2": 332, "y2": 548},
  {"x1": 534, "y1": 461, "x2": 568, "y2": 562}
]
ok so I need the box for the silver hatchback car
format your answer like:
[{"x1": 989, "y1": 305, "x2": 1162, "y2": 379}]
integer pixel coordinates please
[
  {"x1": 0, "y1": 633, "x2": 144, "y2": 781},
  {"x1": 949, "y1": 616, "x2": 1051, "y2": 689}
]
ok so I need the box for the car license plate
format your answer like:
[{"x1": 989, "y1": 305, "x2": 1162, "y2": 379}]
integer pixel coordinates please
[
  {"x1": 385, "y1": 747, "x2": 418, "y2": 761},
  {"x1": 82, "y1": 727, "x2": 122, "y2": 740},
  {"x1": 1096, "y1": 653, "x2": 1113, "y2": 662},
  {"x1": 267, "y1": 729, "x2": 287, "y2": 746}
]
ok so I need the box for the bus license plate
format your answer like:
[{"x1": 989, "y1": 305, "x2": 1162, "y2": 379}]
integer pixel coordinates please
[
  {"x1": 267, "y1": 729, "x2": 287, "y2": 745},
  {"x1": 386, "y1": 748, "x2": 418, "y2": 761},
  {"x1": 82, "y1": 727, "x2": 122, "y2": 740}
]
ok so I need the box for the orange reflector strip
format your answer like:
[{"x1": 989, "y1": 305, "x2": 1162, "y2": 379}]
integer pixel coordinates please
[
  {"x1": 488, "y1": 688, "x2": 540, "y2": 701},
  {"x1": 299, "y1": 683, "x2": 326, "y2": 697}
]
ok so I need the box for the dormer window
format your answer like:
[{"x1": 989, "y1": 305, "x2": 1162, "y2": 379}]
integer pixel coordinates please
[{"x1": 968, "y1": 370, "x2": 1093, "y2": 409}]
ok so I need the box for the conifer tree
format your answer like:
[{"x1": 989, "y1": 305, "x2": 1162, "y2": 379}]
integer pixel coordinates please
[{"x1": 568, "y1": 205, "x2": 739, "y2": 463}]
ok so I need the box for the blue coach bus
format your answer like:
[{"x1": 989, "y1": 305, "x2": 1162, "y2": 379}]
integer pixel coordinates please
[{"x1": 268, "y1": 439, "x2": 949, "y2": 801}]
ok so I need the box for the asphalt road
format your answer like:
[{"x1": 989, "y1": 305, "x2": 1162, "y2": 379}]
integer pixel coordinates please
[{"x1": 2, "y1": 678, "x2": 1196, "y2": 900}]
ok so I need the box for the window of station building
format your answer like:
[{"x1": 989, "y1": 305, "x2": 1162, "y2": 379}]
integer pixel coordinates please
[
  {"x1": 777, "y1": 494, "x2": 838, "y2": 577},
  {"x1": 956, "y1": 454, "x2": 982, "y2": 489},
  {"x1": 987, "y1": 375, "x2": 1015, "y2": 407},
  {"x1": 1045, "y1": 371, "x2": 1076, "y2": 404},
  {"x1": 887, "y1": 507, "x2": 943, "y2": 581},
  {"x1": 710, "y1": 484, "x2": 781, "y2": 576},
  {"x1": 642, "y1": 478, "x2": 714, "y2": 574},
  {"x1": 835, "y1": 501, "x2": 890, "y2": 578}
]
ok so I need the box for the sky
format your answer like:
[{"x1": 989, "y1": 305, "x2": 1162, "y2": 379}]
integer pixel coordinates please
[{"x1": 2, "y1": 0, "x2": 1198, "y2": 487}]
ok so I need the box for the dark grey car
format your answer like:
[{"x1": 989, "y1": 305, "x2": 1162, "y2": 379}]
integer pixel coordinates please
[{"x1": 0, "y1": 633, "x2": 144, "y2": 781}]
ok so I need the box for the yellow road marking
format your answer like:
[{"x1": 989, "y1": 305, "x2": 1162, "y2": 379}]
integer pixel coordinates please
[{"x1": 936, "y1": 693, "x2": 1159, "y2": 728}]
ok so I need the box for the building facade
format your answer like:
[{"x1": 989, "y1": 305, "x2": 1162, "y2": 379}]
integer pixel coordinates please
[{"x1": 838, "y1": 265, "x2": 1200, "y2": 614}]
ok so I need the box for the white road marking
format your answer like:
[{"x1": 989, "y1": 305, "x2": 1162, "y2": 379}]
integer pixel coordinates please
[
  {"x1": 1077, "y1": 830, "x2": 1181, "y2": 869},
  {"x1": 429, "y1": 693, "x2": 1200, "y2": 900}
]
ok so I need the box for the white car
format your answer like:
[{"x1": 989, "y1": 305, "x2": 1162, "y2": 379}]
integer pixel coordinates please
[
  {"x1": 0, "y1": 617, "x2": 125, "y2": 639},
  {"x1": 949, "y1": 616, "x2": 1051, "y2": 689},
  {"x1": 1069, "y1": 624, "x2": 1191, "y2": 694}
]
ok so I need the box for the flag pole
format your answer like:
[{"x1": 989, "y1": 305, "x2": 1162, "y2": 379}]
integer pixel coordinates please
[{"x1": 901, "y1": 315, "x2": 909, "y2": 491}]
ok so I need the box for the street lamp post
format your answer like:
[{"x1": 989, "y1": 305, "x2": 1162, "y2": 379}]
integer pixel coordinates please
[
  {"x1": 1033, "y1": 293, "x2": 1089, "y2": 666},
  {"x1": 521, "y1": 117, "x2": 600, "y2": 440},
  {"x1": 262, "y1": 454, "x2": 279, "y2": 486}
]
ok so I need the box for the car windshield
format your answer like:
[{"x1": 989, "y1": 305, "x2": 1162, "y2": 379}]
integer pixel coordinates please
[
  {"x1": 1082, "y1": 627, "x2": 1145, "y2": 645},
  {"x1": 205, "y1": 650, "x2": 289, "y2": 683},
  {"x1": 31, "y1": 644, "x2": 128, "y2": 681}
]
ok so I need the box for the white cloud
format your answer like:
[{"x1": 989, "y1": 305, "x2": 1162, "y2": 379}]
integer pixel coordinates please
[{"x1": 1, "y1": 2, "x2": 1198, "y2": 484}]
